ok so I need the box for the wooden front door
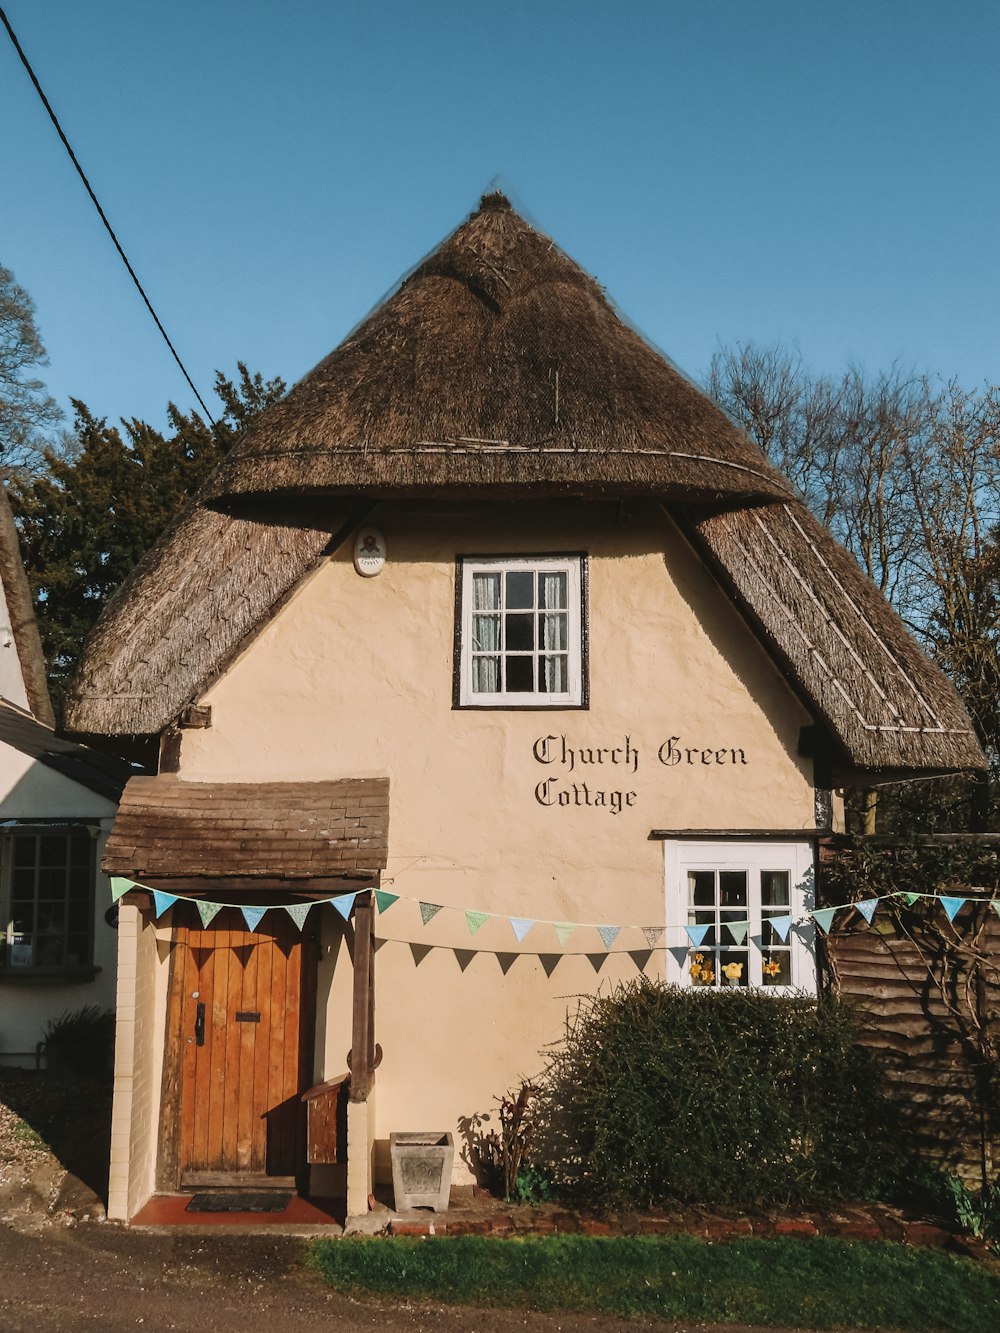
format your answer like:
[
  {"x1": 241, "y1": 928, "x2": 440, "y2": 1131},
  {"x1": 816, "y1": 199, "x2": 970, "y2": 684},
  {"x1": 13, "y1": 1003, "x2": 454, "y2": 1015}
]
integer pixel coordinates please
[{"x1": 163, "y1": 906, "x2": 314, "y2": 1189}]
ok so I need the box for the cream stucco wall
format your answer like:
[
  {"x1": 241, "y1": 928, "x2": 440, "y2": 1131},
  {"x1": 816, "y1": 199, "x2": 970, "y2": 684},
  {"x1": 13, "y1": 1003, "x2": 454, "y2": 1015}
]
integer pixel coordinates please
[
  {"x1": 170, "y1": 501, "x2": 818, "y2": 1187},
  {"x1": 0, "y1": 748, "x2": 118, "y2": 1064}
]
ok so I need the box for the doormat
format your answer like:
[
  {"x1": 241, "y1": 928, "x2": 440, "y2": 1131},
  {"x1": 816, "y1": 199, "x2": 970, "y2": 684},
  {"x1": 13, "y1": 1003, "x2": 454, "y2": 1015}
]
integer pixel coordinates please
[{"x1": 186, "y1": 1192, "x2": 292, "y2": 1213}]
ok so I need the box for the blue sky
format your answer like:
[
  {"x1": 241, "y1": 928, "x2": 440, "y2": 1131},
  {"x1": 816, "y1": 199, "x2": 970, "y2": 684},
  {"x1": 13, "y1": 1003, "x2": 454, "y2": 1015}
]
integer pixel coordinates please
[{"x1": 2, "y1": 0, "x2": 998, "y2": 435}]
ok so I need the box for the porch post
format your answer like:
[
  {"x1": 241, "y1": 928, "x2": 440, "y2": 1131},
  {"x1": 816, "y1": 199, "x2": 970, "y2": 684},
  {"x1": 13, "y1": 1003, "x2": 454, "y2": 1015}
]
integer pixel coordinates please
[
  {"x1": 349, "y1": 887, "x2": 376, "y2": 1102},
  {"x1": 346, "y1": 885, "x2": 376, "y2": 1219}
]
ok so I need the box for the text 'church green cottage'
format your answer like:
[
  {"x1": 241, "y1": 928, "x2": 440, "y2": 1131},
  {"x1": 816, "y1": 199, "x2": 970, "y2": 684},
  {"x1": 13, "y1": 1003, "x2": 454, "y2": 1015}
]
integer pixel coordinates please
[{"x1": 65, "y1": 194, "x2": 983, "y2": 1223}]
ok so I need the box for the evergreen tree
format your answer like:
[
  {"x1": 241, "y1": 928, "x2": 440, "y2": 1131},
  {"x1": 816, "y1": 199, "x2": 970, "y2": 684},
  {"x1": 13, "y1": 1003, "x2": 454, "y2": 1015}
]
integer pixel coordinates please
[{"x1": 9, "y1": 364, "x2": 284, "y2": 718}]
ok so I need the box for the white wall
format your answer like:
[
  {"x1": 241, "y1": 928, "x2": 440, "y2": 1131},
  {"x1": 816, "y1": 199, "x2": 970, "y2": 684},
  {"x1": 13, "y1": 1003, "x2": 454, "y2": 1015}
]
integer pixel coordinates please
[{"x1": 0, "y1": 746, "x2": 119, "y2": 1064}]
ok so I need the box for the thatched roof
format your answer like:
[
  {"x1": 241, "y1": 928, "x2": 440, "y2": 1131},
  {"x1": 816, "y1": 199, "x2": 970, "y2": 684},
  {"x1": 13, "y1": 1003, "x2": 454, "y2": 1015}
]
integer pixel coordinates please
[
  {"x1": 0, "y1": 485, "x2": 54, "y2": 726},
  {"x1": 103, "y1": 775, "x2": 389, "y2": 880},
  {"x1": 685, "y1": 502, "x2": 985, "y2": 775},
  {"x1": 63, "y1": 195, "x2": 985, "y2": 776},
  {"x1": 202, "y1": 192, "x2": 795, "y2": 507}
]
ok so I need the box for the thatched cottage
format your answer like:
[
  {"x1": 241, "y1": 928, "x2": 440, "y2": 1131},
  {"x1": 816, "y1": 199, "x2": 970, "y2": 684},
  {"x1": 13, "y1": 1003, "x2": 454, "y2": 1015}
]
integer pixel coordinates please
[{"x1": 65, "y1": 193, "x2": 984, "y2": 1223}]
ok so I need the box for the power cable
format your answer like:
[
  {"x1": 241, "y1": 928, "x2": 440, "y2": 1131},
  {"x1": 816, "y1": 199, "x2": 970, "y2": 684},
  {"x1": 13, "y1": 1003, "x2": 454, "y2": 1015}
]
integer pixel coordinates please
[{"x1": 0, "y1": 5, "x2": 218, "y2": 426}]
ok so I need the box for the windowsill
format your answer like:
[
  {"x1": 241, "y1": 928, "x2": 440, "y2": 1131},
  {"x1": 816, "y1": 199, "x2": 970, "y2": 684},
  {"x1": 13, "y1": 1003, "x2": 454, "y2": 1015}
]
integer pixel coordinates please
[{"x1": 0, "y1": 965, "x2": 101, "y2": 986}]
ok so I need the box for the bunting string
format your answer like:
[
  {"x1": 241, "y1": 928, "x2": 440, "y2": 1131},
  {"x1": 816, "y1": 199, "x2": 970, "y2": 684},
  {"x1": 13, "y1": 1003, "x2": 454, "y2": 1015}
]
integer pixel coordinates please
[{"x1": 109, "y1": 876, "x2": 1000, "y2": 954}]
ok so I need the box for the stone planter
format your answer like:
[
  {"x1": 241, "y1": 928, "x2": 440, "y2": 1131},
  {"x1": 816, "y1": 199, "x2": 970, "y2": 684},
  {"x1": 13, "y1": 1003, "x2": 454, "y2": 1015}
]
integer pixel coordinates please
[{"x1": 389, "y1": 1131, "x2": 455, "y2": 1212}]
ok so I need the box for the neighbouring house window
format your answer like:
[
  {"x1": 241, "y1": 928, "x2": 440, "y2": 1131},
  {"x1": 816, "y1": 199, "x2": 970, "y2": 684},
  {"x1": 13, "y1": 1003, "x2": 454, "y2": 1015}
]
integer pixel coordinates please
[
  {"x1": 0, "y1": 830, "x2": 96, "y2": 976},
  {"x1": 456, "y1": 556, "x2": 587, "y2": 707},
  {"x1": 664, "y1": 841, "x2": 816, "y2": 993}
]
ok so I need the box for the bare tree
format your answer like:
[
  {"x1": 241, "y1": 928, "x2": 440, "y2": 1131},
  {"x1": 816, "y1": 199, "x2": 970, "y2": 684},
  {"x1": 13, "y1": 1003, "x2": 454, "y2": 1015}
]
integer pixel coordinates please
[
  {"x1": 709, "y1": 343, "x2": 1000, "y2": 815},
  {"x1": 0, "y1": 263, "x2": 63, "y2": 476}
]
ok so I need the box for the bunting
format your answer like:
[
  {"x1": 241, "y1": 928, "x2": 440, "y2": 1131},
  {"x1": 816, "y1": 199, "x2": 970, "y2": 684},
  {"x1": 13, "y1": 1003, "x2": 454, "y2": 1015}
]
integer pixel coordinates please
[
  {"x1": 241, "y1": 905, "x2": 267, "y2": 933},
  {"x1": 466, "y1": 910, "x2": 489, "y2": 936},
  {"x1": 110, "y1": 876, "x2": 134, "y2": 902},
  {"x1": 107, "y1": 877, "x2": 1000, "y2": 963}
]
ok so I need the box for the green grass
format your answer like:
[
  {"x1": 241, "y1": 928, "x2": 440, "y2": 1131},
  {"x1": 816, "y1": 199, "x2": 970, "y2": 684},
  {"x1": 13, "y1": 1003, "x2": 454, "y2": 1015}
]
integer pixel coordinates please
[
  {"x1": 12, "y1": 1120, "x2": 47, "y2": 1149},
  {"x1": 309, "y1": 1234, "x2": 1000, "y2": 1331}
]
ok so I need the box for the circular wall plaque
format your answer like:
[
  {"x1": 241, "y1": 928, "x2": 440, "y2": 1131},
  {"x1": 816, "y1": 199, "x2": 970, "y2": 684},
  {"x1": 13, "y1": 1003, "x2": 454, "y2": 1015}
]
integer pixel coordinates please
[{"x1": 353, "y1": 528, "x2": 386, "y2": 577}]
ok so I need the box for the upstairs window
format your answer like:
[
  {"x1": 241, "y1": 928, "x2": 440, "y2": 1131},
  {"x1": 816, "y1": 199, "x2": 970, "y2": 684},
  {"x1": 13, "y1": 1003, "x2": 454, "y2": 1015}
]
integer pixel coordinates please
[
  {"x1": 0, "y1": 829, "x2": 96, "y2": 978},
  {"x1": 456, "y1": 556, "x2": 587, "y2": 707},
  {"x1": 664, "y1": 841, "x2": 816, "y2": 994}
]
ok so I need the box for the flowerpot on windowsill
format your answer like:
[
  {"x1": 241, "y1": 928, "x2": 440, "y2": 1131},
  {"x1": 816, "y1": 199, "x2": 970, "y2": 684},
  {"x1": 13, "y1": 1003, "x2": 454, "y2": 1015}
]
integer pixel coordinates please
[{"x1": 389, "y1": 1132, "x2": 455, "y2": 1212}]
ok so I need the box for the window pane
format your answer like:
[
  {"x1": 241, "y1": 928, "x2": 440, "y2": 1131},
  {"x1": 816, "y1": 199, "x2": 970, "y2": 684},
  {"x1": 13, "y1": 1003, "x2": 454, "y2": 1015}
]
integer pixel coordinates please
[
  {"x1": 762, "y1": 953, "x2": 791, "y2": 986},
  {"x1": 761, "y1": 919, "x2": 791, "y2": 948},
  {"x1": 505, "y1": 570, "x2": 534, "y2": 609},
  {"x1": 472, "y1": 614, "x2": 500, "y2": 651},
  {"x1": 505, "y1": 613, "x2": 534, "y2": 652},
  {"x1": 540, "y1": 655, "x2": 567, "y2": 693},
  {"x1": 69, "y1": 835, "x2": 92, "y2": 868},
  {"x1": 13, "y1": 838, "x2": 36, "y2": 869},
  {"x1": 473, "y1": 573, "x2": 501, "y2": 611},
  {"x1": 39, "y1": 836, "x2": 68, "y2": 866},
  {"x1": 68, "y1": 868, "x2": 91, "y2": 902},
  {"x1": 539, "y1": 612, "x2": 566, "y2": 650},
  {"x1": 761, "y1": 870, "x2": 790, "y2": 907},
  {"x1": 719, "y1": 949, "x2": 750, "y2": 986},
  {"x1": 719, "y1": 871, "x2": 747, "y2": 907},
  {"x1": 688, "y1": 870, "x2": 716, "y2": 907},
  {"x1": 505, "y1": 656, "x2": 534, "y2": 692},
  {"x1": 38, "y1": 868, "x2": 67, "y2": 898},
  {"x1": 540, "y1": 572, "x2": 566, "y2": 609},
  {"x1": 472, "y1": 657, "x2": 500, "y2": 693},
  {"x1": 66, "y1": 935, "x2": 90, "y2": 965}
]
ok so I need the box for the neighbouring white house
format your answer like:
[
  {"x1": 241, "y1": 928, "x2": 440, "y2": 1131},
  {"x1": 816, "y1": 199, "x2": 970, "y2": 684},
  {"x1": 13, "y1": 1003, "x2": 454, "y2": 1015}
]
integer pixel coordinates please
[{"x1": 0, "y1": 486, "x2": 130, "y2": 1065}]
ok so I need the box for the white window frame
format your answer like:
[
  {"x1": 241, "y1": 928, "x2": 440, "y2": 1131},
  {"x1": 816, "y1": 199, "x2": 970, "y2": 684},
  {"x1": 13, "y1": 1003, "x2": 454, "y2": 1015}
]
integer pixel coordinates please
[
  {"x1": 664, "y1": 840, "x2": 816, "y2": 995},
  {"x1": 457, "y1": 555, "x2": 585, "y2": 707}
]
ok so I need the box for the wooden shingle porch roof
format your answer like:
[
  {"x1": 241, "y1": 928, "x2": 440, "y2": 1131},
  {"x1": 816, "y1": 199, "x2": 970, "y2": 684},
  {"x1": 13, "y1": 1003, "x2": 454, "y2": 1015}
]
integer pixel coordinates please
[{"x1": 102, "y1": 776, "x2": 389, "y2": 880}]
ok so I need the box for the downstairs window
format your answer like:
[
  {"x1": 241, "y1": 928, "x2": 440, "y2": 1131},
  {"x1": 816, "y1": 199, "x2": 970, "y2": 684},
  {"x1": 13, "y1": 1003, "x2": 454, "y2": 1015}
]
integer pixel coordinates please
[{"x1": 664, "y1": 840, "x2": 816, "y2": 993}]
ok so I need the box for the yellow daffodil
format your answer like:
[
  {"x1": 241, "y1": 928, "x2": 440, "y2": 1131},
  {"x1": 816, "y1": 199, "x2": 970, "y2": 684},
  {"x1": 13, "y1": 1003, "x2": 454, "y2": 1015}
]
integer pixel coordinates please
[{"x1": 762, "y1": 959, "x2": 781, "y2": 977}]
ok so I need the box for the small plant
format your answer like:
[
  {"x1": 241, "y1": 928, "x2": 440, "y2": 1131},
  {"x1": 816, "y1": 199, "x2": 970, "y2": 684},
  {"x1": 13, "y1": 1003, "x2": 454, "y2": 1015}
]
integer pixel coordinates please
[
  {"x1": 515, "y1": 1163, "x2": 554, "y2": 1205},
  {"x1": 472, "y1": 1081, "x2": 543, "y2": 1202},
  {"x1": 43, "y1": 1005, "x2": 115, "y2": 1079},
  {"x1": 893, "y1": 1163, "x2": 999, "y2": 1239},
  {"x1": 13, "y1": 1119, "x2": 46, "y2": 1149}
]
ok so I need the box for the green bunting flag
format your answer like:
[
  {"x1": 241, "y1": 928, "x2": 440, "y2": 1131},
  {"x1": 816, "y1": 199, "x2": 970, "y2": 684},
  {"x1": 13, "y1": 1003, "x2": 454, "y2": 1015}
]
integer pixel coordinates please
[
  {"x1": 374, "y1": 890, "x2": 399, "y2": 913},
  {"x1": 554, "y1": 923, "x2": 576, "y2": 946},
  {"x1": 510, "y1": 917, "x2": 534, "y2": 943},
  {"x1": 196, "y1": 900, "x2": 223, "y2": 928},
  {"x1": 284, "y1": 902, "x2": 313, "y2": 931},
  {"x1": 725, "y1": 920, "x2": 749, "y2": 945},
  {"x1": 152, "y1": 890, "x2": 177, "y2": 919},
  {"x1": 110, "y1": 877, "x2": 135, "y2": 902},
  {"x1": 597, "y1": 925, "x2": 620, "y2": 950},
  {"x1": 419, "y1": 902, "x2": 443, "y2": 925},
  {"x1": 812, "y1": 907, "x2": 837, "y2": 935},
  {"x1": 904, "y1": 892, "x2": 921, "y2": 906},
  {"x1": 241, "y1": 905, "x2": 267, "y2": 932},
  {"x1": 991, "y1": 901, "x2": 1000, "y2": 919},
  {"x1": 939, "y1": 895, "x2": 966, "y2": 923},
  {"x1": 465, "y1": 910, "x2": 489, "y2": 936}
]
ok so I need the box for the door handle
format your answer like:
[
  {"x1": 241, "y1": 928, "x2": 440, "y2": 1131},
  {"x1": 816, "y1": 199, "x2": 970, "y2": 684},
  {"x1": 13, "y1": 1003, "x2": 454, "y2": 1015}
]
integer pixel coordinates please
[{"x1": 194, "y1": 1001, "x2": 206, "y2": 1046}]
